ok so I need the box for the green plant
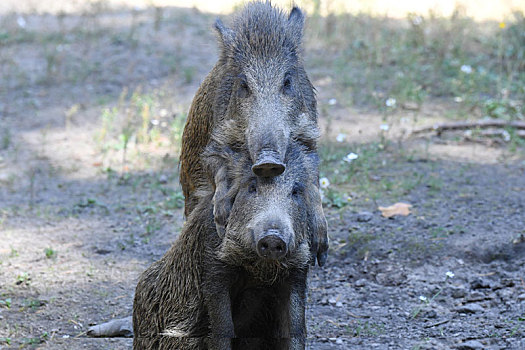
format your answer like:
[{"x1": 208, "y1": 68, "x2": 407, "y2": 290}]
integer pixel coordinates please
[
  {"x1": 9, "y1": 247, "x2": 18, "y2": 257},
  {"x1": 411, "y1": 271, "x2": 455, "y2": 319},
  {"x1": 16, "y1": 272, "x2": 30, "y2": 285},
  {"x1": 0, "y1": 298, "x2": 11, "y2": 308},
  {"x1": 164, "y1": 190, "x2": 185, "y2": 210},
  {"x1": 307, "y1": 9, "x2": 524, "y2": 121},
  {"x1": 1, "y1": 128, "x2": 10, "y2": 150},
  {"x1": 322, "y1": 188, "x2": 351, "y2": 208},
  {"x1": 24, "y1": 298, "x2": 46, "y2": 310},
  {"x1": 44, "y1": 247, "x2": 57, "y2": 259}
]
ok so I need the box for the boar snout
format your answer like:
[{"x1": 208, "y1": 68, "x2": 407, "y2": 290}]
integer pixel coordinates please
[
  {"x1": 256, "y1": 229, "x2": 288, "y2": 260},
  {"x1": 252, "y1": 150, "x2": 285, "y2": 177},
  {"x1": 248, "y1": 125, "x2": 288, "y2": 177}
]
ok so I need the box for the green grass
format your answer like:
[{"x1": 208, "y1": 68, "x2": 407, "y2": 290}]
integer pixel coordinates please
[
  {"x1": 94, "y1": 87, "x2": 188, "y2": 172},
  {"x1": 0, "y1": 298, "x2": 11, "y2": 308},
  {"x1": 307, "y1": 10, "x2": 524, "y2": 119},
  {"x1": 319, "y1": 140, "x2": 432, "y2": 208},
  {"x1": 44, "y1": 248, "x2": 57, "y2": 259}
]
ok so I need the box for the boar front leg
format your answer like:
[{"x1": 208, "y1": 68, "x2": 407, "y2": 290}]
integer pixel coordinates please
[
  {"x1": 203, "y1": 264, "x2": 235, "y2": 350},
  {"x1": 274, "y1": 270, "x2": 307, "y2": 350}
]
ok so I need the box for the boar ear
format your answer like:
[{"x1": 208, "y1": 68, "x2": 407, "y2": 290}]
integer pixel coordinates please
[
  {"x1": 214, "y1": 18, "x2": 234, "y2": 49},
  {"x1": 288, "y1": 7, "x2": 305, "y2": 38}
]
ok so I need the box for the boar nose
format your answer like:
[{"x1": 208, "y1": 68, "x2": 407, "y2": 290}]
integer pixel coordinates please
[
  {"x1": 252, "y1": 150, "x2": 285, "y2": 177},
  {"x1": 256, "y1": 230, "x2": 288, "y2": 260}
]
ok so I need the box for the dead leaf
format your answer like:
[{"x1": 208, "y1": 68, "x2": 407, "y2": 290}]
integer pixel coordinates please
[{"x1": 378, "y1": 202, "x2": 412, "y2": 218}]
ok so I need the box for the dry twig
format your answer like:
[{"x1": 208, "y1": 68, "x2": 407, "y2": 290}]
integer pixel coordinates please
[{"x1": 412, "y1": 120, "x2": 525, "y2": 136}]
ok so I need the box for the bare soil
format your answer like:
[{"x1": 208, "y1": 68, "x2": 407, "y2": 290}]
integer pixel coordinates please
[{"x1": 1, "y1": 4, "x2": 524, "y2": 350}]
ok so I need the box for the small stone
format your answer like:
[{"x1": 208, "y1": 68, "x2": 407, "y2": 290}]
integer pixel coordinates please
[
  {"x1": 336, "y1": 338, "x2": 344, "y2": 345},
  {"x1": 335, "y1": 301, "x2": 343, "y2": 307},
  {"x1": 470, "y1": 278, "x2": 490, "y2": 290},
  {"x1": 517, "y1": 293, "x2": 525, "y2": 301},
  {"x1": 356, "y1": 211, "x2": 373, "y2": 222},
  {"x1": 376, "y1": 271, "x2": 406, "y2": 286},
  {"x1": 158, "y1": 174, "x2": 168, "y2": 184},
  {"x1": 421, "y1": 310, "x2": 437, "y2": 319},
  {"x1": 456, "y1": 303, "x2": 484, "y2": 314},
  {"x1": 354, "y1": 279, "x2": 367, "y2": 287},
  {"x1": 329, "y1": 337, "x2": 337, "y2": 342},
  {"x1": 328, "y1": 298, "x2": 337, "y2": 305},
  {"x1": 466, "y1": 291, "x2": 485, "y2": 302},
  {"x1": 451, "y1": 287, "x2": 467, "y2": 299},
  {"x1": 456, "y1": 340, "x2": 484, "y2": 349},
  {"x1": 0, "y1": 172, "x2": 11, "y2": 183},
  {"x1": 500, "y1": 278, "x2": 515, "y2": 288},
  {"x1": 94, "y1": 248, "x2": 112, "y2": 255}
]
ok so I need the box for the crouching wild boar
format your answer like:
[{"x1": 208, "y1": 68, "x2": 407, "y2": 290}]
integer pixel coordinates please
[
  {"x1": 133, "y1": 142, "x2": 318, "y2": 349},
  {"x1": 179, "y1": 1, "x2": 328, "y2": 266}
]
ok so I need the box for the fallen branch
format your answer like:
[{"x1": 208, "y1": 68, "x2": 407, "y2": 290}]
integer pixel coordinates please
[
  {"x1": 87, "y1": 316, "x2": 133, "y2": 338},
  {"x1": 423, "y1": 319, "x2": 451, "y2": 328},
  {"x1": 412, "y1": 120, "x2": 525, "y2": 136}
]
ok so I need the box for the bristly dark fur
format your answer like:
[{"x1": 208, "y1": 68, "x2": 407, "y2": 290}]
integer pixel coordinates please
[
  {"x1": 133, "y1": 141, "x2": 314, "y2": 350},
  {"x1": 179, "y1": 0, "x2": 328, "y2": 267}
]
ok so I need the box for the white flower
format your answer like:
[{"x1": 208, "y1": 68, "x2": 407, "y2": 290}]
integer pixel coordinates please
[
  {"x1": 336, "y1": 133, "x2": 346, "y2": 143},
  {"x1": 419, "y1": 295, "x2": 427, "y2": 302},
  {"x1": 446, "y1": 271, "x2": 455, "y2": 278},
  {"x1": 151, "y1": 119, "x2": 160, "y2": 126},
  {"x1": 412, "y1": 16, "x2": 423, "y2": 26},
  {"x1": 319, "y1": 177, "x2": 330, "y2": 189},
  {"x1": 159, "y1": 109, "x2": 168, "y2": 118},
  {"x1": 328, "y1": 98, "x2": 337, "y2": 105},
  {"x1": 343, "y1": 153, "x2": 358, "y2": 163},
  {"x1": 460, "y1": 65, "x2": 473, "y2": 74},
  {"x1": 380, "y1": 124, "x2": 390, "y2": 131},
  {"x1": 385, "y1": 98, "x2": 396, "y2": 107},
  {"x1": 454, "y1": 96, "x2": 463, "y2": 103},
  {"x1": 17, "y1": 16, "x2": 26, "y2": 28},
  {"x1": 502, "y1": 130, "x2": 511, "y2": 142}
]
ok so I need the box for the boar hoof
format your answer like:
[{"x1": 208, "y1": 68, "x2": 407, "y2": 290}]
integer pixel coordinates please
[{"x1": 256, "y1": 232, "x2": 288, "y2": 260}]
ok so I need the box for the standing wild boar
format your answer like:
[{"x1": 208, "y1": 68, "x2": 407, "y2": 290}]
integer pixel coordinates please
[
  {"x1": 133, "y1": 142, "x2": 317, "y2": 349},
  {"x1": 179, "y1": 1, "x2": 328, "y2": 266}
]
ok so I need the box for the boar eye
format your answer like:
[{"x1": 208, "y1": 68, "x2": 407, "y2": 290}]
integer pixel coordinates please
[
  {"x1": 237, "y1": 74, "x2": 250, "y2": 98},
  {"x1": 282, "y1": 73, "x2": 293, "y2": 95},
  {"x1": 248, "y1": 181, "x2": 257, "y2": 194},
  {"x1": 291, "y1": 182, "x2": 304, "y2": 198}
]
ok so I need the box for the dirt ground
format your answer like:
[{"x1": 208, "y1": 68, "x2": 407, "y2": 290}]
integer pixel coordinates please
[{"x1": 1, "y1": 3, "x2": 525, "y2": 350}]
